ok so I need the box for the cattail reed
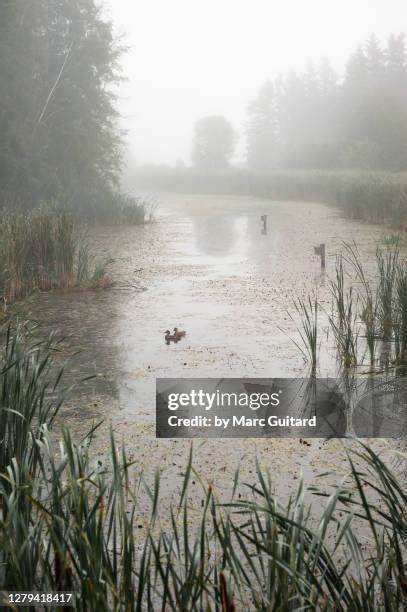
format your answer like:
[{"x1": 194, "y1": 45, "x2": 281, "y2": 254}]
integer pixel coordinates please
[{"x1": 0, "y1": 206, "x2": 113, "y2": 307}]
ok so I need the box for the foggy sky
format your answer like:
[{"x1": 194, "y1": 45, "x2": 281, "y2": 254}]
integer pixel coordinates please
[{"x1": 105, "y1": 0, "x2": 407, "y2": 166}]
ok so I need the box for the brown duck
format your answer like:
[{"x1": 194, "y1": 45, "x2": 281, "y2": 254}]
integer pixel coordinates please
[
  {"x1": 173, "y1": 327, "x2": 186, "y2": 341},
  {"x1": 165, "y1": 329, "x2": 177, "y2": 343}
]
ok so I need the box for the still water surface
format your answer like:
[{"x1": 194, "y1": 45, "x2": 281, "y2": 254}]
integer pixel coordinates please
[{"x1": 26, "y1": 194, "x2": 402, "y2": 508}]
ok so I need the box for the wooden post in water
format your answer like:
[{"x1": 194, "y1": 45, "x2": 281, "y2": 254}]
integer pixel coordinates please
[
  {"x1": 314, "y1": 243, "x2": 326, "y2": 269},
  {"x1": 261, "y1": 214, "x2": 267, "y2": 234},
  {"x1": 320, "y1": 243, "x2": 326, "y2": 268}
]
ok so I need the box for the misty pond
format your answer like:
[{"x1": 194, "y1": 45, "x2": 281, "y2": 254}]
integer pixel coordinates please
[{"x1": 23, "y1": 192, "x2": 403, "y2": 513}]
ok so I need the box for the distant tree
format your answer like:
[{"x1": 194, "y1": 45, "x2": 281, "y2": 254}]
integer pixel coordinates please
[
  {"x1": 245, "y1": 33, "x2": 407, "y2": 172},
  {"x1": 191, "y1": 116, "x2": 236, "y2": 169},
  {"x1": 313, "y1": 59, "x2": 341, "y2": 166},
  {"x1": 386, "y1": 34, "x2": 407, "y2": 87},
  {"x1": 365, "y1": 34, "x2": 386, "y2": 80},
  {"x1": 0, "y1": 0, "x2": 124, "y2": 210},
  {"x1": 344, "y1": 45, "x2": 369, "y2": 108},
  {"x1": 318, "y1": 58, "x2": 338, "y2": 98},
  {"x1": 342, "y1": 34, "x2": 407, "y2": 170},
  {"x1": 246, "y1": 81, "x2": 278, "y2": 169},
  {"x1": 279, "y1": 70, "x2": 306, "y2": 157}
]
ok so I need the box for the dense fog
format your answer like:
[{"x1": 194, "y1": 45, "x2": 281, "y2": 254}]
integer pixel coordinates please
[{"x1": 108, "y1": 0, "x2": 407, "y2": 167}]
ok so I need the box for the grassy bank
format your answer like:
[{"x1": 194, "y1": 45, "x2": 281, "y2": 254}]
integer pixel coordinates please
[
  {"x1": 0, "y1": 199, "x2": 150, "y2": 309},
  {"x1": 0, "y1": 206, "x2": 103, "y2": 307},
  {"x1": 0, "y1": 322, "x2": 405, "y2": 611},
  {"x1": 0, "y1": 207, "x2": 76, "y2": 305},
  {"x1": 134, "y1": 167, "x2": 407, "y2": 226}
]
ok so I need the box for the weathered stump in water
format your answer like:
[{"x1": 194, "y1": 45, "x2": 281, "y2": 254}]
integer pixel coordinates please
[{"x1": 314, "y1": 243, "x2": 326, "y2": 268}]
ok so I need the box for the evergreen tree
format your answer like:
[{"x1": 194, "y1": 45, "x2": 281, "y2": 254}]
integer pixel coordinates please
[
  {"x1": 246, "y1": 81, "x2": 278, "y2": 169},
  {"x1": 245, "y1": 33, "x2": 407, "y2": 172},
  {"x1": 365, "y1": 34, "x2": 386, "y2": 81},
  {"x1": 0, "y1": 0, "x2": 124, "y2": 210}
]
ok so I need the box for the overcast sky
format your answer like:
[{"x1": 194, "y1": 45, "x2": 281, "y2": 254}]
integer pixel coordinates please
[{"x1": 104, "y1": 0, "x2": 406, "y2": 165}]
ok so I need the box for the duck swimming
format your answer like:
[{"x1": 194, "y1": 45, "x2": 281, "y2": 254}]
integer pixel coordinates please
[
  {"x1": 165, "y1": 329, "x2": 177, "y2": 344},
  {"x1": 173, "y1": 327, "x2": 186, "y2": 341}
]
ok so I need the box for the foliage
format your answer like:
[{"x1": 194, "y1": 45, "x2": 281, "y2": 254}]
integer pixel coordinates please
[
  {"x1": 246, "y1": 34, "x2": 407, "y2": 172},
  {"x1": 0, "y1": 206, "x2": 114, "y2": 306},
  {"x1": 291, "y1": 240, "x2": 407, "y2": 371},
  {"x1": 246, "y1": 80, "x2": 278, "y2": 169},
  {"x1": 0, "y1": 206, "x2": 77, "y2": 304},
  {"x1": 0, "y1": 0, "x2": 124, "y2": 211},
  {"x1": 328, "y1": 256, "x2": 358, "y2": 368},
  {"x1": 0, "y1": 323, "x2": 405, "y2": 610},
  {"x1": 108, "y1": 193, "x2": 151, "y2": 224},
  {"x1": 191, "y1": 116, "x2": 236, "y2": 170},
  {"x1": 289, "y1": 295, "x2": 319, "y2": 373}
]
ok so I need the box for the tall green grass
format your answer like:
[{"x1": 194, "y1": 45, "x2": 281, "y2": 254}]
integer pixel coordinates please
[
  {"x1": 343, "y1": 243, "x2": 378, "y2": 367},
  {"x1": 345, "y1": 241, "x2": 407, "y2": 370},
  {"x1": 289, "y1": 295, "x2": 319, "y2": 373},
  {"x1": 0, "y1": 206, "x2": 116, "y2": 308},
  {"x1": 109, "y1": 193, "x2": 153, "y2": 224},
  {"x1": 290, "y1": 240, "x2": 407, "y2": 372},
  {"x1": 0, "y1": 323, "x2": 405, "y2": 610},
  {"x1": 0, "y1": 207, "x2": 78, "y2": 304},
  {"x1": 395, "y1": 264, "x2": 407, "y2": 365},
  {"x1": 328, "y1": 256, "x2": 358, "y2": 368}
]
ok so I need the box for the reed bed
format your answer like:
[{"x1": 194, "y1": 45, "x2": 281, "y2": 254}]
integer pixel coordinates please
[
  {"x1": 0, "y1": 206, "x2": 78, "y2": 304},
  {"x1": 0, "y1": 322, "x2": 405, "y2": 610},
  {"x1": 291, "y1": 240, "x2": 407, "y2": 372},
  {"x1": 0, "y1": 206, "x2": 115, "y2": 307},
  {"x1": 109, "y1": 193, "x2": 154, "y2": 224},
  {"x1": 342, "y1": 241, "x2": 407, "y2": 370},
  {"x1": 134, "y1": 167, "x2": 407, "y2": 226}
]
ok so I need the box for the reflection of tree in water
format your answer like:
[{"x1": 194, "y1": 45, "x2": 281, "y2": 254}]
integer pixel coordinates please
[{"x1": 192, "y1": 215, "x2": 237, "y2": 257}]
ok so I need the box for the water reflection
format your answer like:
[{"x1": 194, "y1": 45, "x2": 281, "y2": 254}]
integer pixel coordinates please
[
  {"x1": 190, "y1": 210, "x2": 284, "y2": 275},
  {"x1": 25, "y1": 290, "x2": 120, "y2": 407},
  {"x1": 193, "y1": 215, "x2": 239, "y2": 257},
  {"x1": 19, "y1": 194, "x2": 391, "y2": 430}
]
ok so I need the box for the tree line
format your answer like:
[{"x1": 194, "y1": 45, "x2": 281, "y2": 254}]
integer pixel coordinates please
[
  {"x1": 0, "y1": 0, "x2": 123, "y2": 212},
  {"x1": 191, "y1": 34, "x2": 407, "y2": 172}
]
